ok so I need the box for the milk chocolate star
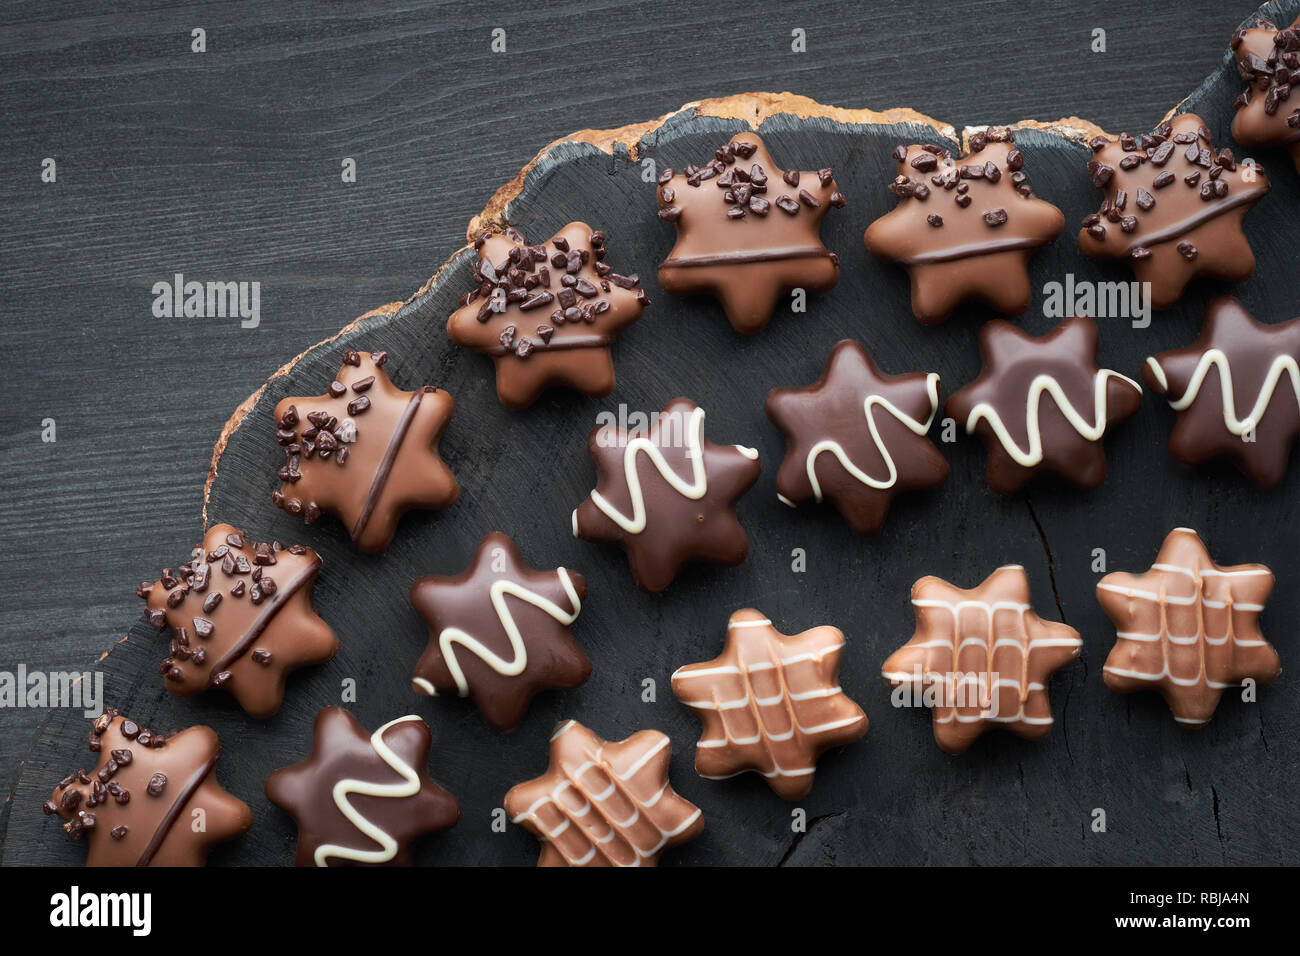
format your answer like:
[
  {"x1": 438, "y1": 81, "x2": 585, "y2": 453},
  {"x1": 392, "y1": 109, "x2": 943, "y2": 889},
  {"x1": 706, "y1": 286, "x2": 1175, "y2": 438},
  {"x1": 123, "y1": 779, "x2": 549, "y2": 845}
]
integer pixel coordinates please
[
  {"x1": 409, "y1": 532, "x2": 590, "y2": 732},
  {"x1": 504, "y1": 719, "x2": 703, "y2": 867},
  {"x1": 137, "y1": 523, "x2": 338, "y2": 718},
  {"x1": 656, "y1": 131, "x2": 844, "y2": 334},
  {"x1": 1143, "y1": 296, "x2": 1300, "y2": 488},
  {"x1": 882, "y1": 566, "x2": 1082, "y2": 754},
  {"x1": 671, "y1": 609, "x2": 867, "y2": 800},
  {"x1": 765, "y1": 339, "x2": 948, "y2": 533},
  {"x1": 43, "y1": 710, "x2": 252, "y2": 866},
  {"x1": 1231, "y1": 15, "x2": 1300, "y2": 173},
  {"x1": 1078, "y1": 113, "x2": 1270, "y2": 310},
  {"x1": 265, "y1": 707, "x2": 460, "y2": 866},
  {"x1": 864, "y1": 127, "x2": 1064, "y2": 324},
  {"x1": 946, "y1": 316, "x2": 1142, "y2": 494},
  {"x1": 272, "y1": 349, "x2": 459, "y2": 553},
  {"x1": 447, "y1": 223, "x2": 648, "y2": 409},
  {"x1": 1097, "y1": 528, "x2": 1280, "y2": 727},
  {"x1": 571, "y1": 396, "x2": 761, "y2": 593}
]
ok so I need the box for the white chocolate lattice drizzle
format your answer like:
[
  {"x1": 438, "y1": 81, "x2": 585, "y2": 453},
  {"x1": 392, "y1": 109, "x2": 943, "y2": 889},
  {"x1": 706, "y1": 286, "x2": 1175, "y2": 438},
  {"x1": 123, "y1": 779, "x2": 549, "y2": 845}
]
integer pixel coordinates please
[
  {"x1": 503, "y1": 720, "x2": 703, "y2": 867},
  {"x1": 882, "y1": 565, "x2": 1082, "y2": 754},
  {"x1": 671, "y1": 609, "x2": 867, "y2": 800},
  {"x1": 1097, "y1": 527, "x2": 1280, "y2": 726}
]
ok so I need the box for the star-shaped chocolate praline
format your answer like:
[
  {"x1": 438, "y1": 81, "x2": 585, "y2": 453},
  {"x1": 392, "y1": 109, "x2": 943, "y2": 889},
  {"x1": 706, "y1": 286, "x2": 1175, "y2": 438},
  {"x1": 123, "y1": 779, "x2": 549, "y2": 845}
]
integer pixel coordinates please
[
  {"x1": 1078, "y1": 112, "x2": 1271, "y2": 310},
  {"x1": 1231, "y1": 15, "x2": 1300, "y2": 173},
  {"x1": 137, "y1": 523, "x2": 338, "y2": 719},
  {"x1": 882, "y1": 565, "x2": 1082, "y2": 754},
  {"x1": 864, "y1": 127, "x2": 1064, "y2": 324},
  {"x1": 408, "y1": 532, "x2": 590, "y2": 732},
  {"x1": 503, "y1": 719, "x2": 703, "y2": 867},
  {"x1": 571, "y1": 396, "x2": 762, "y2": 593},
  {"x1": 1143, "y1": 296, "x2": 1300, "y2": 488},
  {"x1": 265, "y1": 707, "x2": 460, "y2": 866},
  {"x1": 43, "y1": 709, "x2": 252, "y2": 866},
  {"x1": 656, "y1": 131, "x2": 845, "y2": 335},
  {"x1": 272, "y1": 349, "x2": 459, "y2": 554},
  {"x1": 946, "y1": 316, "x2": 1142, "y2": 494},
  {"x1": 447, "y1": 223, "x2": 649, "y2": 409},
  {"x1": 765, "y1": 339, "x2": 948, "y2": 533},
  {"x1": 1097, "y1": 528, "x2": 1280, "y2": 727},
  {"x1": 671, "y1": 609, "x2": 867, "y2": 800}
]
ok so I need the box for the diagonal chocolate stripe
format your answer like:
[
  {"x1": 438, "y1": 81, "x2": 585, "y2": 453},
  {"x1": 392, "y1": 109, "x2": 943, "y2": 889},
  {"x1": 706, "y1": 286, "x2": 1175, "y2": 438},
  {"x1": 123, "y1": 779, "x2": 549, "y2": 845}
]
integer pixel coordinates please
[
  {"x1": 660, "y1": 247, "x2": 835, "y2": 268},
  {"x1": 207, "y1": 558, "x2": 321, "y2": 679},
  {"x1": 486, "y1": 334, "x2": 614, "y2": 357},
  {"x1": 1118, "y1": 186, "x2": 1269, "y2": 254},
  {"x1": 894, "y1": 235, "x2": 1054, "y2": 266},
  {"x1": 351, "y1": 388, "x2": 427, "y2": 543},
  {"x1": 136, "y1": 754, "x2": 217, "y2": 866}
]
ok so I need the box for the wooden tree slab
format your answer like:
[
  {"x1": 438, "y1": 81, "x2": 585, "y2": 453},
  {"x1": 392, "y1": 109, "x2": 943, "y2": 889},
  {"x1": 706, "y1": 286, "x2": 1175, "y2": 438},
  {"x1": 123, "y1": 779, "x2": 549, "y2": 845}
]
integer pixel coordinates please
[{"x1": 10, "y1": 1, "x2": 1299, "y2": 866}]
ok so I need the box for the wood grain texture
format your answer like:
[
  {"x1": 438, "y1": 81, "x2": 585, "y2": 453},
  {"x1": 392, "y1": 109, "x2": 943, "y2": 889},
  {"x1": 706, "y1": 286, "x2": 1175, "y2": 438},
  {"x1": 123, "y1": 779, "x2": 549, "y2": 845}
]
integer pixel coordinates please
[{"x1": 2, "y1": 0, "x2": 1297, "y2": 866}]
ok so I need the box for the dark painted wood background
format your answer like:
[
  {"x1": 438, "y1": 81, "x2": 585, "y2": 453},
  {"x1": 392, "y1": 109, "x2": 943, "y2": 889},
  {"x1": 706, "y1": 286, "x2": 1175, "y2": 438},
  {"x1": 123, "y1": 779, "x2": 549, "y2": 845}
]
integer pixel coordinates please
[{"x1": 2, "y1": 0, "x2": 1296, "y2": 866}]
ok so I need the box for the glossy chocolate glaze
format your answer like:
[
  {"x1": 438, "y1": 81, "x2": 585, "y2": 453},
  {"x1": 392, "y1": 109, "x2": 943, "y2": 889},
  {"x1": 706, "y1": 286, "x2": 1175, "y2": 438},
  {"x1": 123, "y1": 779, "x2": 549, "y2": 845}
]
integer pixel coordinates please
[
  {"x1": 266, "y1": 708, "x2": 459, "y2": 866},
  {"x1": 447, "y1": 222, "x2": 647, "y2": 408},
  {"x1": 864, "y1": 129, "x2": 1064, "y2": 324},
  {"x1": 946, "y1": 316, "x2": 1142, "y2": 494},
  {"x1": 46, "y1": 711, "x2": 251, "y2": 866},
  {"x1": 1231, "y1": 15, "x2": 1300, "y2": 173},
  {"x1": 272, "y1": 350, "x2": 459, "y2": 553},
  {"x1": 765, "y1": 339, "x2": 948, "y2": 534},
  {"x1": 571, "y1": 396, "x2": 761, "y2": 593},
  {"x1": 409, "y1": 532, "x2": 590, "y2": 732},
  {"x1": 883, "y1": 566, "x2": 1082, "y2": 754},
  {"x1": 1144, "y1": 296, "x2": 1300, "y2": 488},
  {"x1": 657, "y1": 132, "x2": 842, "y2": 334},
  {"x1": 1078, "y1": 112, "x2": 1270, "y2": 309},
  {"x1": 140, "y1": 523, "x2": 337, "y2": 718}
]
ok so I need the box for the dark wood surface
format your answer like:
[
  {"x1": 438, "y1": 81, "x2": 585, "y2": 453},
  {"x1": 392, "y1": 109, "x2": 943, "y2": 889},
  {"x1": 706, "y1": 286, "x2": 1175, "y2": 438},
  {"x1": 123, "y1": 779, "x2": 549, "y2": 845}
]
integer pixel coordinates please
[{"x1": 2, "y1": 0, "x2": 1296, "y2": 866}]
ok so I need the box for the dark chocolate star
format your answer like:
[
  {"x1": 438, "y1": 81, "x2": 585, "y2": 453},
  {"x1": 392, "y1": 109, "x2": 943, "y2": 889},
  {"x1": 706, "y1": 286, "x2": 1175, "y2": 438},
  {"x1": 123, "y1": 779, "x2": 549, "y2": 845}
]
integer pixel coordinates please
[
  {"x1": 447, "y1": 223, "x2": 648, "y2": 409},
  {"x1": 572, "y1": 396, "x2": 762, "y2": 593},
  {"x1": 946, "y1": 316, "x2": 1142, "y2": 494},
  {"x1": 1078, "y1": 112, "x2": 1270, "y2": 310},
  {"x1": 864, "y1": 127, "x2": 1064, "y2": 324},
  {"x1": 265, "y1": 707, "x2": 460, "y2": 866},
  {"x1": 657, "y1": 131, "x2": 844, "y2": 334},
  {"x1": 1231, "y1": 15, "x2": 1300, "y2": 173},
  {"x1": 138, "y1": 523, "x2": 338, "y2": 719},
  {"x1": 44, "y1": 710, "x2": 252, "y2": 866},
  {"x1": 1143, "y1": 296, "x2": 1300, "y2": 488},
  {"x1": 272, "y1": 349, "x2": 459, "y2": 553},
  {"x1": 409, "y1": 532, "x2": 590, "y2": 732},
  {"x1": 765, "y1": 339, "x2": 948, "y2": 533}
]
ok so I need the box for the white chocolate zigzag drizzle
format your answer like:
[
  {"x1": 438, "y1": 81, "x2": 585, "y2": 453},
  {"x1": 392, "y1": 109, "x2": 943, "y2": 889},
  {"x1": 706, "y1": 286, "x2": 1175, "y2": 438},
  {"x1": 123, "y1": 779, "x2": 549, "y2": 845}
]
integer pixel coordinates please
[
  {"x1": 804, "y1": 373, "x2": 940, "y2": 499},
  {"x1": 316, "y1": 715, "x2": 424, "y2": 867},
  {"x1": 412, "y1": 571, "x2": 582, "y2": 697},
  {"x1": 1145, "y1": 350, "x2": 1300, "y2": 435},
  {"x1": 575, "y1": 405, "x2": 758, "y2": 535},
  {"x1": 965, "y1": 370, "x2": 1141, "y2": 467}
]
